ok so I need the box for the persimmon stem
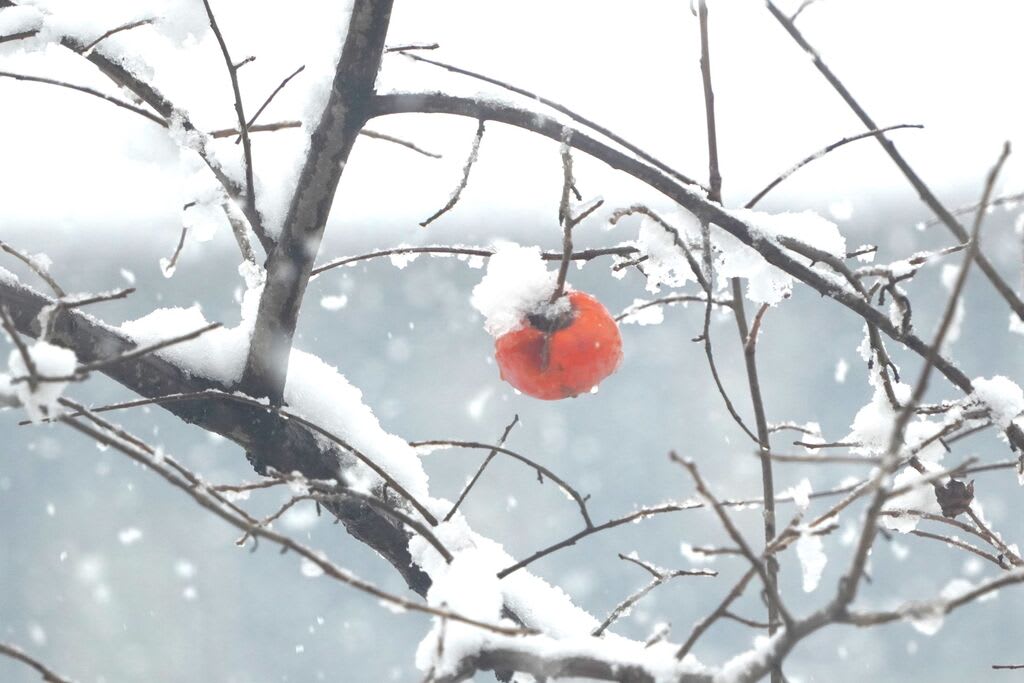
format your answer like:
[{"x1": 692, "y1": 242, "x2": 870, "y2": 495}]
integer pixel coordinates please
[{"x1": 550, "y1": 127, "x2": 576, "y2": 305}]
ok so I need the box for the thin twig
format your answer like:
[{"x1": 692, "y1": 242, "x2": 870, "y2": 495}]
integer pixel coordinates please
[
  {"x1": 765, "y1": 452, "x2": 880, "y2": 464},
  {"x1": 209, "y1": 121, "x2": 302, "y2": 137},
  {"x1": 57, "y1": 413, "x2": 529, "y2": 636},
  {"x1": 496, "y1": 501, "x2": 702, "y2": 578},
  {"x1": 889, "y1": 142, "x2": 1010, "y2": 454},
  {"x1": 721, "y1": 611, "x2": 775, "y2": 629},
  {"x1": 55, "y1": 288, "x2": 135, "y2": 310},
  {"x1": 729, "y1": 282, "x2": 783, "y2": 643},
  {"x1": 907, "y1": 529, "x2": 1005, "y2": 569},
  {"x1": 697, "y1": 7, "x2": 787, "y2": 658},
  {"x1": 550, "y1": 128, "x2": 576, "y2": 303},
  {"x1": 311, "y1": 245, "x2": 638, "y2": 277},
  {"x1": 790, "y1": 0, "x2": 823, "y2": 21},
  {"x1": 360, "y1": 129, "x2": 442, "y2": 158},
  {"x1": 444, "y1": 415, "x2": 519, "y2": 521},
  {"x1": 926, "y1": 191, "x2": 1024, "y2": 228},
  {"x1": 413, "y1": 437, "x2": 591, "y2": 528},
  {"x1": 81, "y1": 18, "x2": 154, "y2": 53},
  {"x1": 12, "y1": 323, "x2": 221, "y2": 384},
  {"x1": 881, "y1": 508, "x2": 1006, "y2": 551},
  {"x1": 0, "y1": 305, "x2": 38, "y2": 391},
  {"x1": 70, "y1": 323, "x2": 222, "y2": 380},
  {"x1": 385, "y1": 42, "x2": 440, "y2": 53},
  {"x1": 836, "y1": 143, "x2": 1009, "y2": 611},
  {"x1": 39, "y1": 388, "x2": 439, "y2": 525},
  {"x1": 0, "y1": 30, "x2": 39, "y2": 45},
  {"x1": 672, "y1": 453, "x2": 792, "y2": 630},
  {"x1": 615, "y1": 294, "x2": 734, "y2": 323},
  {"x1": 39, "y1": 288, "x2": 136, "y2": 341},
  {"x1": 400, "y1": 52, "x2": 705, "y2": 190},
  {"x1": 0, "y1": 642, "x2": 73, "y2": 683},
  {"x1": 743, "y1": 303, "x2": 770, "y2": 352},
  {"x1": 57, "y1": 396, "x2": 269, "y2": 529},
  {"x1": 200, "y1": 0, "x2": 259, "y2": 235},
  {"x1": 222, "y1": 200, "x2": 258, "y2": 266},
  {"x1": 163, "y1": 225, "x2": 189, "y2": 276},
  {"x1": 966, "y1": 508, "x2": 1023, "y2": 566},
  {"x1": 0, "y1": 240, "x2": 65, "y2": 297},
  {"x1": 795, "y1": 440, "x2": 861, "y2": 450},
  {"x1": 677, "y1": 567, "x2": 757, "y2": 659},
  {"x1": 608, "y1": 205, "x2": 759, "y2": 444},
  {"x1": 420, "y1": 119, "x2": 485, "y2": 227},
  {"x1": 236, "y1": 65, "x2": 305, "y2": 144},
  {"x1": 744, "y1": 124, "x2": 922, "y2": 209},
  {"x1": 591, "y1": 554, "x2": 716, "y2": 637},
  {"x1": 842, "y1": 568, "x2": 1024, "y2": 630},
  {"x1": 0, "y1": 71, "x2": 166, "y2": 128},
  {"x1": 765, "y1": 2, "x2": 1024, "y2": 324},
  {"x1": 698, "y1": 0, "x2": 722, "y2": 204}
]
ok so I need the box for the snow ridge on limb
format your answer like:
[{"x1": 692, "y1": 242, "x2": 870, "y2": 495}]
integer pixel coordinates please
[
  {"x1": 368, "y1": 92, "x2": 1024, "y2": 454},
  {"x1": 0, "y1": 271, "x2": 709, "y2": 683}
]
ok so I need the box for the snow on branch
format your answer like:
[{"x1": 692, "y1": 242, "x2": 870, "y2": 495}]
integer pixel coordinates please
[{"x1": 6, "y1": 2, "x2": 1024, "y2": 680}]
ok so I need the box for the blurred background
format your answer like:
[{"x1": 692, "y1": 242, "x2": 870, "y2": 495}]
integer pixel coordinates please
[{"x1": 2, "y1": 1, "x2": 1024, "y2": 681}]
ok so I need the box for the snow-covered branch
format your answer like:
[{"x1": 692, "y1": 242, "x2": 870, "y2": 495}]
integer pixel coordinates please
[
  {"x1": 368, "y1": 91, "x2": 1024, "y2": 454},
  {"x1": 239, "y1": 0, "x2": 394, "y2": 405}
]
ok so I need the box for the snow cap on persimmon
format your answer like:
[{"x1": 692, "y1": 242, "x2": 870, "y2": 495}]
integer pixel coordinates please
[
  {"x1": 471, "y1": 243, "x2": 622, "y2": 400},
  {"x1": 470, "y1": 242, "x2": 569, "y2": 338}
]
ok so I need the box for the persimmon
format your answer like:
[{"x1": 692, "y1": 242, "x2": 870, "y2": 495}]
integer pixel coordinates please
[{"x1": 495, "y1": 291, "x2": 622, "y2": 400}]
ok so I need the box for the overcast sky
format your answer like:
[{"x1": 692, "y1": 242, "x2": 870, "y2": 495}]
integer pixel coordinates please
[
  {"x1": 2, "y1": 0, "x2": 1023, "y2": 240},
  {"x1": 4, "y1": 5, "x2": 1024, "y2": 681}
]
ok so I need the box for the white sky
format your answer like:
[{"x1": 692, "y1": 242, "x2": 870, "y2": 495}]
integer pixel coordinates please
[{"x1": 2, "y1": 0, "x2": 1023, "y2": 239}]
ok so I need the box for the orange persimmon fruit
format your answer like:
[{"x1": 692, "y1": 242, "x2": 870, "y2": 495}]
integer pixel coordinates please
[{"x1": 495, "y1": 291, "x2": 623, "y2": 400}]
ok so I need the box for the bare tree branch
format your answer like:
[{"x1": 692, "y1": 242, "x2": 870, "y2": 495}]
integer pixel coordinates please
[
  {"x1": 368, "y1": 91, "x2": 1024, "y2": 454},
  {"x1": 11, "y1": 7, "x2": 274, "y2": 251},
  {"x1": 672, "y1": 453, "x2": 793, "y2": 630},
  {"x1": 240, "y1": 0, "x2": 395, "y2": 405},
  {"x1": 311, "y1": 245, "x2": 638, "y2": 277},
  {"x1": 398, "y1": 51, "x2": 706, "y2": 191},
  {"x1": 0, "y1": 642, "x2": 73, "y2": 683},
  {"x1": 360, "y1": 128, "x2": 442, "y2": 158},
  {"x1": 0, "y1": 70, "x2": 166, "y2": 127},
  {"x1": 443, "y1": 414, "x2": 519, "y2": 521},
  {"x1": 414, "y1": 439, "x2": 592, "y2": 530},
  {"x1": 764, "y1": 1, "x2": 1024, "y2": 324},
  {"x1": 56, "y1": 410, "x2": 527, "y2": 636},
  {"x1": 236, "y1": 64, "x2": 305, "y2": 144},
  {"x1": 591, "y1": 554, "x2": 716, "y2": 637},
  {"x1": 420, "y1": 119, "x2": 485, "y2": 227},
  {"x1": 210, "y1": 120, "x2": 301, "y2": 137},
  {"x1": 745, "y1": 124, "x2": 923, "y2": 209},
  {"x1": 200, "y1": 0, "x2": 259, "y2": 233},
  {"x1": 0, "y1": 275, "x2": 433, "y2": 593},
  {"x1": 80, "y1": 18, "x2": 154, "y2": 53}
]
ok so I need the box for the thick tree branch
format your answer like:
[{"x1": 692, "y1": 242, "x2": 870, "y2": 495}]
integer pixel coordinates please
[
  {"x1": 764, "y1": 1, "x2": 1024, "y2": 323},
  {"x1": 240, "y1": 0, "x2": 394, "y2": 405},
  {"x1": 368, "y1": 92, "x2": 1024, "y2": 453},
  {"x1": 433, "y1": 645, "x2": 714, "y2": 683},
  {"x1": 0, "y1": 0, "x2": 276, "y2": 252},
  {"x1": 0, "y1": 275, "x2": 432, "y2": 594}
]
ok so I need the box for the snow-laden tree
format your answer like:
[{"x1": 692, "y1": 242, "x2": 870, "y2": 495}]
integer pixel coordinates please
[{"x1": 2, "y1": 1, "x2": 1024, "y2": 681}]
